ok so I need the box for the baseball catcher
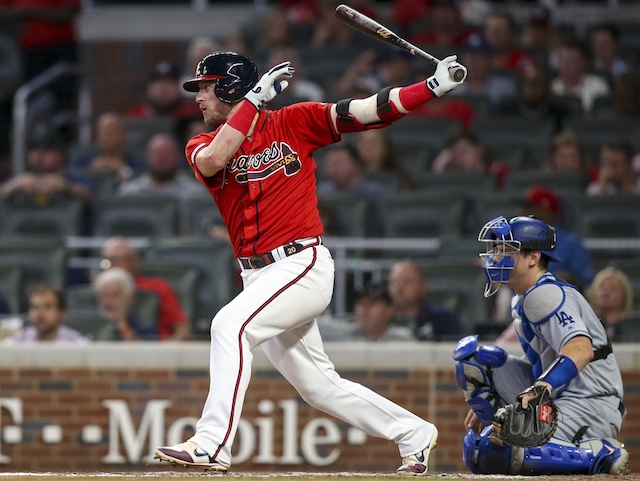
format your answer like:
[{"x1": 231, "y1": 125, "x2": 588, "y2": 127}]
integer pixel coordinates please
[{"x1": 452, "y1": 216, "x2": 628, "y2": 475}]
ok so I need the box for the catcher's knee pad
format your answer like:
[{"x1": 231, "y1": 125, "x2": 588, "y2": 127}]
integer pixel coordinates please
[
  {"x1": 462, "y1": 426, "x2": 523, "y2": 474},
  {"x1": 453, "y1": 335, "x2": 507, "y2": 424}
]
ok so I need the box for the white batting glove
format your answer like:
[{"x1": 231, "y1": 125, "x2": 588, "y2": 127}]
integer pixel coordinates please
[
  {"x1": 244, "y1": 61, "x2": 295, "y2": 109},
  {"x1": 426, "y1": 55, "x2": 467, "y2": 97}
]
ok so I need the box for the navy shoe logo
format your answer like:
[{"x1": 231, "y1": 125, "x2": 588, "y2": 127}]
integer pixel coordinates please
[
  {"x1": 194, "y1": 447, "x2": 210, "y2": 458},
  {"x1": 415, "y1": 451, "x2": 425, "y2": 463}
]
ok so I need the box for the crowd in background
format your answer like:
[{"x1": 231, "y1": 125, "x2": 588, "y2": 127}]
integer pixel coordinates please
[{"x1": 0, "y1": 0, "x2": 639, "y2": 343}]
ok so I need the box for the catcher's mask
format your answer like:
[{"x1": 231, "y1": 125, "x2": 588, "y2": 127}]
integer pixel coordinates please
[
  {"x1": 477, "y1": 216, "x2": 562, "y2": 297},
  {"x1": 183, "y1": 51, "x2": 258, "y2": 103}
]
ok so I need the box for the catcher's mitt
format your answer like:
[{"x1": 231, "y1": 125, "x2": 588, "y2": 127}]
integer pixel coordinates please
[{"x1": 491, "y1": 385, "x2": 558, "y2": 448}]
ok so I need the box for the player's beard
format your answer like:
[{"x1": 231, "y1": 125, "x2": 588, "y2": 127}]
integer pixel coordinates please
[{"x1": 204, "y1": 102, "x2": 234, "y2": 127}]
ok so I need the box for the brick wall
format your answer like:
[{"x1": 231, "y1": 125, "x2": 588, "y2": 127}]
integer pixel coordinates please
[{"x1": 0, "y1": 343, "x2": 637, "y2": 473}]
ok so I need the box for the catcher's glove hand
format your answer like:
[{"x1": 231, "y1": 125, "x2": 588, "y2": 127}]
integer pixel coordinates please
[{"x1": 491, "y1": 385, "x2": 558, "y2": 448}]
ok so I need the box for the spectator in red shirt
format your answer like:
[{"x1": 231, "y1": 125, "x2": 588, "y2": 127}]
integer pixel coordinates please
[
  {"x1": 100, "y1": 236, "x2": 191, "y2": 341},
  {"x1": 484, "y1": 11, "x2": 536, "y2": 74}
]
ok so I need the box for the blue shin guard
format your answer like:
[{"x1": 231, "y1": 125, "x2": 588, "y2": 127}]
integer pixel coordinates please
[{"x1": 463, "y1": 426, "x2": 629, "y2": 475}]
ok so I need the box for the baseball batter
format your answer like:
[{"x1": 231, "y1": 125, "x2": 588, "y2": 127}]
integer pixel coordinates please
[
  {"x1": 453, "y1": 215, "x2": 628, "y2": 475},
  {"x1": 154, "y1": 51, "x2": 467, "y2": 475}
]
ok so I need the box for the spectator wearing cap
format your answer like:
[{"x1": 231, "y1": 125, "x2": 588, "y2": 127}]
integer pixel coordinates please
[
  {"x1": 318, "y1": 283, "x2": 415, "y2": 342},
  {"x1": 388, "y1": 260, "x2": 461, "y2": 341},
  {"x1": 520, "y1": 185, "x2": 594, "y2": 289},
  {"x1": 0, "y1": 134, "x2": 93, "y2": 207},
  {"x1": 409, "y1": 0, "x2": 477, "y2": 48},
  {"x1": 450, "y1": 33, "x2": 517, "y2": 105},
  {"x1": 126, "y1": 60, "x2": 201, "y2": 138}
]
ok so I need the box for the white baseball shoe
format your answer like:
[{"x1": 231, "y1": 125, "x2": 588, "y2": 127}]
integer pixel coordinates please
[
  {"x1": 154, "y1": 440, "x2": 229, "y2": 472},
  {"x1": 396, "y1": 427, "x2": 438, "y2": 476}
]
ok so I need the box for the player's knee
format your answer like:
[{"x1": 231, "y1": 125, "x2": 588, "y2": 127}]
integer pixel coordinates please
[{"x1": 463, "y1": 426, "x2": 520, "y2": 474}]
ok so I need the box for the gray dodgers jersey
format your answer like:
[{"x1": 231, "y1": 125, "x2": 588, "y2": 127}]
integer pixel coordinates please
[{"x1": 513, "y1": 273, "x2": 623, "y2": 400}]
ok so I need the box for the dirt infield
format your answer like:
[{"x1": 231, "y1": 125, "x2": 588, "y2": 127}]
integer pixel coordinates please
[{"x1": 0, "y1": 472, "x2": 636, "y2": 481}]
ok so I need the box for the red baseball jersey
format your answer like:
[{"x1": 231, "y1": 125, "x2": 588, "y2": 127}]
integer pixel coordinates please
[{"x1": 186, "y1": 102, "x2": 340, "y2": 258}]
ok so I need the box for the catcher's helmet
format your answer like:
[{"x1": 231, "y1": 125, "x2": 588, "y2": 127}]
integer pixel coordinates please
[
  {"x1": 477, "y1": 216, "x2": 562, "y2": 296},
  {"x1": 183, "y1": 51, "x2": 258, "y2": 103}
]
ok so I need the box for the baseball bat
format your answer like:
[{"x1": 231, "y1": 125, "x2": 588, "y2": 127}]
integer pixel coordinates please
[{"x1": 335, "y1": 4, "x2": 466, "y2": 82}]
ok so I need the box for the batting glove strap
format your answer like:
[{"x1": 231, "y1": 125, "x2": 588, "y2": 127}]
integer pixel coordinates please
[
  {"x1": 244, "y1": 61, "x2": 295, "y2": 109},
  {"x1": 537, "y1": 355, "x2": 579, "y2": 393},
  {"x1": 426, "y1": 55, "x2": 467, "y2": 97}
]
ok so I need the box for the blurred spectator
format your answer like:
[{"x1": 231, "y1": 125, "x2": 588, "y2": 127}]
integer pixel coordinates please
[
  {"x1": 390, "y1": 0, "x2": 431, "y2": 38},
  {"x1": 589, "y1": 24, "x2": 630, "y2": 81},
  {"x1": 611, "y1": 74, "x2": 640, "y2": 118},
  {"x1": 3, "y1": 284, "x2": 88, "y2": 344},
  {"x1": 181, "y1": 37, "x2": 220, "y2": 98},
  {"x1": 520, "y1": 6, "x2": 560, "y2": 71},
  {"x1": 317, "y1": 143, "x2": 387, "y2": 236},
  {"x1": 520, "y1": 186, "x2": 594, "y2": 289},
  {"x1": 118, "y1": 133, "x2": 202, "y2": 233},
  {"x1": 410, "y1": 0, "x2": 476, "y2": 48},
  {"x1": 545, "y1": 131, "x2": 598, "y2": 181},
  {"x1": 354, "y1": 129, "x2": 412, "y2": 191},
  {"x1": 333, "y1": 49, "x2": 418, "y2": 99},
  {"x1": 318, "y1": 283, "x2": 415, "y2": 342},
  {"x1": 94, "y1": 267, "x2": 157, "y2": 341},
  {"x1": 126, "y1": 60, "x2": 201, "y2": 135},
  {"x1": 483, "y1": 11, "x2": 536, "y2": 74},
  {"x1": 551, "y1": 39, "x2": 610, "y2": 114},
  {"x1": 0, "y1": 294, "x2": 9, "y2": 315},
  {"x1": 101, "y1": 237, "x2": 191, "y2": 341},
  {"x1": 586, "y1": 140, "x2": 639, "y2": 196},
  {"x1": 311, "y1": 0, "x2": 377, "y2": 48},
  {"x1": 263, "y1": 47, "x2": 325, "y2": 108},
  {"x1": 387, "y1": 259, "x2": 461, "y2": 341},
  {"x1": 451, "y1": 33, "x2": 517, "y2": 106},
  {"x1": 220, "y1": 28, "x2": 251, "y2": 56},
  {"x1": 494, "y1": 67, "x2": 569, "y2": 134},
  {"x1": 0, "y1": 0, "x2": 80, "y2": 109},
  {"x1": 409, "y1": 95, "x2": 476, "y2": 128},
  {"x1": 0, "y1": 134, "x2": 93, "y2": 206},
  {"x1": 430, "y1": 129, "x2": 511, "y2": 188},
  {"x1": 74, "y1": 111, "x2": 144, "y2": 184},
  {"x1": 259, "y1": 8, "x2": 297, "y2": 50},
  {"x1": 587, "y1": 267, "x2": 633, "y2": 341},
  {"x1": 279, "y1": 0, "x2": 319, "y2": 24}
]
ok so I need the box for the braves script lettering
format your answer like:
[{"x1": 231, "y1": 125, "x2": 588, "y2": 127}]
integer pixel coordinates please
[{"x1": 229, "y1": 141, "x2": 302, "y2": 183}]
